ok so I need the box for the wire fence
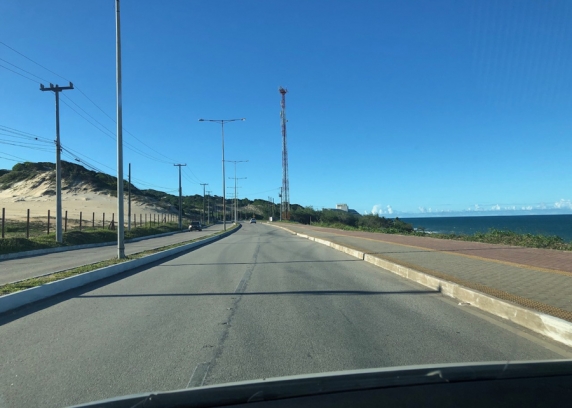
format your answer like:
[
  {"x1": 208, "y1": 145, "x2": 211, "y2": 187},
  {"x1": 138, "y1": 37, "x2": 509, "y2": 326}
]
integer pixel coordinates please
[{"x1": 0, "y1": 207, "x2": 184, "y2": 239}]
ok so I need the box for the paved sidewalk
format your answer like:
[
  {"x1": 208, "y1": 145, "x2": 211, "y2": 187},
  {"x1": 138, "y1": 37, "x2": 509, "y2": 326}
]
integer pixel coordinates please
[{"x1": 274, "y1": 224, "x2": 572, "y2": 322}]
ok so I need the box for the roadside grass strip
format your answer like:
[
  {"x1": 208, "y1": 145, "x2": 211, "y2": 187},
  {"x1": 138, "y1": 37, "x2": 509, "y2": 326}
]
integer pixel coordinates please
[{"x1": 0, "y1": 225, "x2": 237, "y2": 296}]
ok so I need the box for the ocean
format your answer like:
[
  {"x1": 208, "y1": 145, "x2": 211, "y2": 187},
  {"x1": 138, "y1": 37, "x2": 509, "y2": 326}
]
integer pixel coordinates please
[{"x1": 401, "y1": 214, "x2": 572, "y2": 242}]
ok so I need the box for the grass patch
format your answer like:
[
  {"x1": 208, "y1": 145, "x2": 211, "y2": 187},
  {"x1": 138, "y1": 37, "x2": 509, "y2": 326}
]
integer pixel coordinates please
[
  {"x1": 0, "y1": 224, "x2": 238, "y2": 296},
  {"x1": 0, "y1": 223, "x2": 183, "y2": 255},
  {"x1": 306, "y1": 222, "x2": 572, "y2": 251},
  {"x1": 429, "y1": 229, "x2": 572, "y2": 251},
  {"x1": 312, "y1": 221, "x2": 414, "y2": 235}
]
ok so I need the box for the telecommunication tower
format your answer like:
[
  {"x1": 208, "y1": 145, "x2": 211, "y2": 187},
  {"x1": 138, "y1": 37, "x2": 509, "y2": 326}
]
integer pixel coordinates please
[{"x1": 279, "y1": 87, "x2": 290, "y2": 219}]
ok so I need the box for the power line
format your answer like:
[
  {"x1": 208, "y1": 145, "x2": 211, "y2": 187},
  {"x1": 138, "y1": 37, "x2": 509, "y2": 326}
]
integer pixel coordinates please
[
  {"x1": 182, "y1": 168, "x2": 202, "y2": 185},
  {"x1": 0, "y1": 124, "x2": 53, "y2": 143},
  {"x1": 0, "y1": 57, "x2": 50, "y2": 82},
  {"x1": 0, "y1": 63, "x2": 40, "y2": 84},
  {"x1": 0, "y1": 151, "x2": 28, "y2": 161},
  {"x1": 0, "y1": 139, "x2": 53, "y2": 152},
  {"x1": 1, "y1": 41, "x2": 68, "y2": 82},
  {"x1": 1, "y1": 42, "x2": 183, "y2": 165},
  {"x1": 59, "y1": 96, "x2": 174, "y2": 165},
  {"x1": 60, "y1": 93, "x2": 116, "y2": 136},
  {"x1": 0, "y1": 132, "x2": 52, "y2": 145}
]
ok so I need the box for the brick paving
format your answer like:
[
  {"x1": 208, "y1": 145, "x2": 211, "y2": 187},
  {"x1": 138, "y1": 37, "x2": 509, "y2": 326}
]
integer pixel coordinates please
[{"x1": 276, "y1": 224, "x2": 572, "y2": 319}]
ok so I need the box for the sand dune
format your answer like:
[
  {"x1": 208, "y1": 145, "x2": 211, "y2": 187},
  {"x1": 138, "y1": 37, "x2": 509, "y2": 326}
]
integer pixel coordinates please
[{"x1": 0, "y1": 173, "x2": 171, "y2": 221}]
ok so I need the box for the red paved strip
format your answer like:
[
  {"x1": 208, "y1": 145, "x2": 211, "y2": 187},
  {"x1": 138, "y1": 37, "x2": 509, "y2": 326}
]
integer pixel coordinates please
[{"x1": 301, "y1": 226, "x2": 572, "y2": 274}]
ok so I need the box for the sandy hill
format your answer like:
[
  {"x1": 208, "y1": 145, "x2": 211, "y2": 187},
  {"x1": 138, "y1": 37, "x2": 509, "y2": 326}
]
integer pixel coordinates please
[{"x1": 0, "y1": 161, "x2": 282, "y2": 221}]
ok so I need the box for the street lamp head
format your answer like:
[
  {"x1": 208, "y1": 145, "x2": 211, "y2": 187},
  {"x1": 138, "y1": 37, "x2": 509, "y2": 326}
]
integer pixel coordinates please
[
  {"x1": 241, "y1": 118, "x2": 246, "y2": 121},
  {"x1": 198, "y1": 119, "x2": 205, "y2": 122}
]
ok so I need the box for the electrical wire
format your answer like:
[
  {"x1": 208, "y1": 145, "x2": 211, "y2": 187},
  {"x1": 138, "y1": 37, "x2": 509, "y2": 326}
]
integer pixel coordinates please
[
  {"x1": 0, "y1": 139, "x2": 53, "y2": 152},
  {"x1": 1, "y1": 41, "x2": 67, "y2": 82},
  {"x1": 0, "y1": 57, "x2": 50, "y2": 82},
  {"x1": 0, "y1": 125, "x2": 53, "y2": 143},
  {"x1": 0, "y1": 151, "x2": 28, "y2": 161},
  {"x1": 1, "y1": 42, "x2": 183, "y2": 165},
  {"x1": 0, "y1": 63, "x2": 40, "y2": 84},
  {"x1": 0, "y1": 156, "x2": 20, "y2": 162}
]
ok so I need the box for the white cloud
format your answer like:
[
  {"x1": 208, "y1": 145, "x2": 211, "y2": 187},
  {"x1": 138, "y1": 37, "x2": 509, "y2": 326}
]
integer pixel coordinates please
[
  {"x1": 491, "y1": 204, "x2": 501, "y2": 210},
  {"x1": 371, "y1": 204, "x2": 396, "y2": 216},
  {"x1": 521, "y1": 206, "x2": 533, "y2": 210},
  {"x1": 554, "y1": 199, "x2": 572, "y2": 210}
]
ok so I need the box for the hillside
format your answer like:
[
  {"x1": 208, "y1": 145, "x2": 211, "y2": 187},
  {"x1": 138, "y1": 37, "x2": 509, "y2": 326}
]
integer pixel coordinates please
[{"x1": 0, "y1": 161, "x2": 281, "y2": 220}]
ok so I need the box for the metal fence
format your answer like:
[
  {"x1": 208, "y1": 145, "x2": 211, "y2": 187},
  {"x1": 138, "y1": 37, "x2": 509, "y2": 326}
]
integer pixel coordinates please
[{"x1": 0, "y1": 208, "x2": 182, "y2": 239}]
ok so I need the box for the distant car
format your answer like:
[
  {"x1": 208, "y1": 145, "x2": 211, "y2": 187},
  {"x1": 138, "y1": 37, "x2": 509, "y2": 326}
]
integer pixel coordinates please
[
  {"x1": 250, "y1": 218, "x2": 256, "y2": 224},
  {"x1": 189, "y1": 221, "x2": 202, "y2": 231}
]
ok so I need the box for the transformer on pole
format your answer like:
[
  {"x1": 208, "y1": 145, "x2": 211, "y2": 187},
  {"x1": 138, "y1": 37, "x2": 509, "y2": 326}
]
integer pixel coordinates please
[{"x1": 279, "y1": 87, "x2": 290, "y2": 220}]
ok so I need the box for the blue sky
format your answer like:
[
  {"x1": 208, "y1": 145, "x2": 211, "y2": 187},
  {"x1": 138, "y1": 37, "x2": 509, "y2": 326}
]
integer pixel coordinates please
[{"x1": 1, "y1": 0, "x2": 572, "y2": 216}]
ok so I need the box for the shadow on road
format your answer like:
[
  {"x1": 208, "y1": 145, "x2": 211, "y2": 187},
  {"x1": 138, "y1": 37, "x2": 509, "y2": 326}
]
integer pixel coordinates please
[
  {"x1": 159, "y1": 259, "x2": 362, "y2": 266},
  {"x1": 77, "y1": 288, "x2": 441, "y2": 298}
]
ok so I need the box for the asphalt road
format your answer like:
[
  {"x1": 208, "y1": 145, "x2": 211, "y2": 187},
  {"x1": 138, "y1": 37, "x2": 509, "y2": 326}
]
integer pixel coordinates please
[
  {"x1": 0, "y1": 224, "x2": 570, "y2": 407},
  {"x1": 0, "y1": 224, "x2": 225, "y2": 285}
]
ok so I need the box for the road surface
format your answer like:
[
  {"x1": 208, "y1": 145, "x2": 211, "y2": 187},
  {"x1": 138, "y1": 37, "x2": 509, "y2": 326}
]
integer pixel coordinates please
[
  {"x1": 0, "y1": 224, "x2": 570, "y2": 407},
  {"x1": 0, "y1": 223, "x2": 225, "y2": 285}
]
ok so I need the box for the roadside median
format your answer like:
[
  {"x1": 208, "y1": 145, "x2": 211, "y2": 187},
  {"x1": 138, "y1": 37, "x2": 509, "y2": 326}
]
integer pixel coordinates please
[
  {"x1": 267, "y1": 222, "x2": 572, "y2": 348},
  {"x1": 0, "y1": 224, "x2": 240, "y2": 314}
]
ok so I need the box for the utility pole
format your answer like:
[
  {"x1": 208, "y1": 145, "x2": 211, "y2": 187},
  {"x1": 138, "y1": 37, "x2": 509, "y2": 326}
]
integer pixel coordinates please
[
  {"x1": 115, "y1": 0, "x2": 125, "y2": 258},
  {"x1": 40, "y1": 82, "x2": 73, "y2": 243},
  {"x1": 279, "y1": 87, "x2": 290, "y2": 220},
  {"x1": 207, "y1": 190, "x2": 212, "y2": 224},
  {"x1": 229, "y1": 176, "x2": 247, "y2": 223},
  {"x1": 174, "y1": 164, "x2": 186, "y2": 229},
  {"x1": 200, "y1": 183, "x2": 208, "y2": 225},
  {"x1": 198, "y1": 118, "x2": 245, "y2": 231},
  {"x1": 279, "y1": 187, "x2": 283, "y2": 221},
  {"x1": 128, "y1": 163, "x2": 131, "y2": 231},
  {"x1": 225, "y1": 160, "x2": 248, "y2": 223}
]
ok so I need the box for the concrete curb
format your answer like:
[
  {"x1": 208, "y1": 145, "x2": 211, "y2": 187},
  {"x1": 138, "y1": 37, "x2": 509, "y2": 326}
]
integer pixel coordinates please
[
  {"x1": 267, "y1": 223, "x2": 572, "y2": 348},
  {"x1": 0, "y1": 230, "x2": 187, "y2": 261},
  {"x1": 0, "y1": 225, "x2": 240, "y2": 315}
]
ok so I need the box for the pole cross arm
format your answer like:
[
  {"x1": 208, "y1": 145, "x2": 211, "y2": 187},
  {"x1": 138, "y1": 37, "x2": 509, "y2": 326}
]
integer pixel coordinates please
[{"x1": 40, "y1": 82, "x2": 74, "y2": 92}]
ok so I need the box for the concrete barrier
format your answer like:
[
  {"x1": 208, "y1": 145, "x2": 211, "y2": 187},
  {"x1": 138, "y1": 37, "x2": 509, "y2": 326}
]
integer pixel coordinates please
[
  {"x1": 330, "y1": 243, "x2": 365, "y2": 260},
  {"x1": 313, "y1": 237, "x2": 332, "y2": 247},
  {"x1": 363, "y1": 253, "x2": 572, "y2": 348},
  {"x1": 0, "y1": 226, "x2": 240, "y2": 315}
]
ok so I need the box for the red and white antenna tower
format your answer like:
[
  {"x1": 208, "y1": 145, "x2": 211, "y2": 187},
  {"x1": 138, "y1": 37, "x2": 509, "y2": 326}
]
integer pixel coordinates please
[{"x1": 279, "y1": 86, "x2": 290, "y2": 219}]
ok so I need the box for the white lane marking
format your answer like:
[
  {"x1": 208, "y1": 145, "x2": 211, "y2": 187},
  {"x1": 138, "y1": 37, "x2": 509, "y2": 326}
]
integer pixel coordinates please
[{"x1": 187, "y1": 362, "x2": 210, "y2": 388}]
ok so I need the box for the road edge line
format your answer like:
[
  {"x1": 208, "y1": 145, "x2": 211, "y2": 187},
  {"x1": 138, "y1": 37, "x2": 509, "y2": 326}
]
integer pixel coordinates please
[
  {"x1": 0, "y1": 225, "x2": 241, "y2": 315},
  {"x1": 265, "y1": 223, "x2": 572, "y2": 348}
]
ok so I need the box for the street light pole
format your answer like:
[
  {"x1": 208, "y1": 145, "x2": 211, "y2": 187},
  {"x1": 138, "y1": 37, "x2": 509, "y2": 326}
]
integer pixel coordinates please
[
  {"x1": 228, "y1": 176, "x2": 247, "y2": 223},
  {"x1": 206, "y1": 190, "x2": 212, "y2": 225},
  {"x1": 198, "y1": 118, "x2": 245, "y2": 231},
  {"x1": 174, "y1": 164, "x2": 186, "y2": 229},
  {"x1": 115, "y1": 0, "x2": 125, "y2": 259},
  {"x1": 200, "y1": 183, "x2": 208, "y2": 225},
  {"x1": 225, "y1": 160, "x2": 248, "y2": 223}
]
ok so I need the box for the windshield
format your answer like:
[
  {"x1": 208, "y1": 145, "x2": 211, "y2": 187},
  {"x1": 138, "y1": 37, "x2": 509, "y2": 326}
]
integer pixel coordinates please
[{"x1": 1, "y1": 1, "x2": 571, "y2": 407}]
